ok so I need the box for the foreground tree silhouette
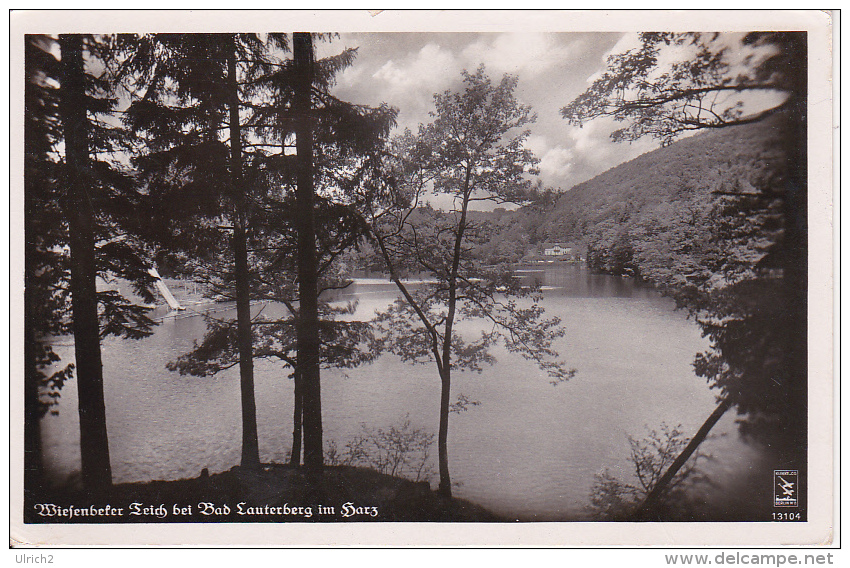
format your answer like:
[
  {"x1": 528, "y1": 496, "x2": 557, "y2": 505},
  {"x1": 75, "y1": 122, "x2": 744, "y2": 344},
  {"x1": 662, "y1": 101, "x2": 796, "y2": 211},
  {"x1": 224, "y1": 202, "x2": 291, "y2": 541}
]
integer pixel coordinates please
[
  {"x1": 123, "y1": 33, "x2": 298, "y2": 468},
  {"x1": 23, "y1": 34, "x2": 157, "y2": 495},
  {"x1": 254, "y1": 32, "x2": 395, "y2": 468},
  {"x1": 25, "y1": 34, "x2": 69, "y2": 496},
  {"x1": 291, "y1": 32, "x2": 324, "y2": 472},
  {"x1": 366, "y1": 68, "x2": 573, "y2": 497},
  {"x1": 563, "y1": 32, "x2": 807, "y2": 517},
  {"x1": 60, "y1": 33, "x2": 116, "y2": 493},
  {"x1": 127, "y1": 32, "x2": 395, "y2": 471}
]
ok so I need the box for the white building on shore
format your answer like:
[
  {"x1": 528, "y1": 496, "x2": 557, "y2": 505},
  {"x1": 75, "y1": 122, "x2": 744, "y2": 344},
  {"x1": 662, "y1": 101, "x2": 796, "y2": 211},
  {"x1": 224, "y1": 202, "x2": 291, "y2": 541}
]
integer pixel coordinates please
[{"x1": 543, "y1": 244, "x2": 573, "y2": 257}]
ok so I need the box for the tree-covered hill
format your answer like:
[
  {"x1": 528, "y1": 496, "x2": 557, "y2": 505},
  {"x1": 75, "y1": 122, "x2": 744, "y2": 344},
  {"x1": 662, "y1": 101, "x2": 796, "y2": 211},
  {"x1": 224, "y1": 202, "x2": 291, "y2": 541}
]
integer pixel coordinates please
[
  {"x1": 542, "y1": 112, "x2": 788, "y2": 273},
  {"x1": 479, "y1": 112, "x2": 790, "y2": 270}
]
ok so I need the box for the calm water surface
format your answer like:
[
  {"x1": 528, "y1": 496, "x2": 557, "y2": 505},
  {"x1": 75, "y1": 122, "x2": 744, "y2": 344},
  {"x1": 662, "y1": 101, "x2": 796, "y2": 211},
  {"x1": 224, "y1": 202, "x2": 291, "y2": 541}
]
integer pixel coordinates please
[{"x1": 41, "y1": 264, "x2": 766, "y2": 520}]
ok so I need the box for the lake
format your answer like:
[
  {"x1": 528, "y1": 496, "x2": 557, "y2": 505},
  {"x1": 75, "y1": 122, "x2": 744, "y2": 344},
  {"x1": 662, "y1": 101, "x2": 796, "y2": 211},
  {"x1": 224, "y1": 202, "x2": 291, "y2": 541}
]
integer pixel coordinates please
[{"x1": 40, "y1": 263, "x2": 769, "y2": 520}]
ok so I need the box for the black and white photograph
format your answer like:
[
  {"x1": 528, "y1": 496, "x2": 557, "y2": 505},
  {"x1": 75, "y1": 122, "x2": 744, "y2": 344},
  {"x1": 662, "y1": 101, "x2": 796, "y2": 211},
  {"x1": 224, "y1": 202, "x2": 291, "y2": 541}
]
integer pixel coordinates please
[{"x1": 10, "y1": 9, "x2": 835, "y2": 547}]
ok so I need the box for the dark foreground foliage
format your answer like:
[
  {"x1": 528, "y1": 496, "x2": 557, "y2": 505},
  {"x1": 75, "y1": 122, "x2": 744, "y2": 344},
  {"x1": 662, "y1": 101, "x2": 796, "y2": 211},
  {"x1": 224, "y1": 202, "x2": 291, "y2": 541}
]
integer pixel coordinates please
[{"x1": 587, "y1": 423, "x2": 709, "y2": 521}]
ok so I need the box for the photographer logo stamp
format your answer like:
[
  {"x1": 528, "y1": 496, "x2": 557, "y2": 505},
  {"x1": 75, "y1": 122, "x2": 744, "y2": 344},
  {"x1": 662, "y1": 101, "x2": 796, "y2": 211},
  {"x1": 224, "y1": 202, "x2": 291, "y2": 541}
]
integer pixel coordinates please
[{"x1": 774, "y1": 470, "x2": 798, "y2": 507}]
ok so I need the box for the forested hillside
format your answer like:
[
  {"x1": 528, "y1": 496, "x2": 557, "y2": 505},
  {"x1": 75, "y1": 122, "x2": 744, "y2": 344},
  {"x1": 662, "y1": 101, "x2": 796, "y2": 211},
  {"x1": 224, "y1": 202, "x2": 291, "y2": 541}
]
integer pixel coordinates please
[
  {"x1": 549, "y1": 113, "x2": 788, "y2": 275},
  {"x1": 484, "y1": 112, "x2": 789, "y2": 273}
]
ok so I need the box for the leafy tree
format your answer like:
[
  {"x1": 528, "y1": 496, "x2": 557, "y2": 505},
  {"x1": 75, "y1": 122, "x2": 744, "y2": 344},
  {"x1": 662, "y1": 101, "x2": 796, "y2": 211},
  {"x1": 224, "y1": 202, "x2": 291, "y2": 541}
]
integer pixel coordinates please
[
  {"x1": 562, "y1": 32, "x2": 804, "y2": 145},
  {"x1": 585, "y1": 219, "x2": 638, "y2": 276},
  {"x1": 365, "y1": 68, "x2": 573, "y2": 497},
  {"x1": 245, "y1": 196, "x2": 387, "y2": 467},
  {"x1": 563, "y1": 32, "x2": 807, "y2": 512},
  {"x1": 167, "y1": 298, "x2": 379, "y2": 454}
]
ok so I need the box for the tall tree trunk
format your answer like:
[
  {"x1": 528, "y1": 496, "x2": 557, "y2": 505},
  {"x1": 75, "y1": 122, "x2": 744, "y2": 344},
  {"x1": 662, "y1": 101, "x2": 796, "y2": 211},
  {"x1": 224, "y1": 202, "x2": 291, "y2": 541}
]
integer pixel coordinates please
[
  {"x1": 437, "y1": 368, "x2": 452, "y2": 497},
  {"x1": 293, "y1": 32, "x2": 323, "y2": 473},
  {"x1": 227, "y1": 36, "x2": 260, "y2": 469},
  {"x1": 290, "y1": 368, "x2": 303, "y2": 466},
  {"x1": 630, "y1": 397, "x2": 732, "y2": 520},
  {"x1": 436, "y1": 176, "x2": 473, "y2": 498},
  {"x1": 59, "y1": 34, "x2": 112, "y2": 494}
]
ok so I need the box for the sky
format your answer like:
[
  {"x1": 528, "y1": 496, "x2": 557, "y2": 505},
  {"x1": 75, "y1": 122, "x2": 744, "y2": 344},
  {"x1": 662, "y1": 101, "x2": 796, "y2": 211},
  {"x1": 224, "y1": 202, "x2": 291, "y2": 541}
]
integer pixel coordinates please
[{"x1": 316, "y1": 32, "x2": 663, "y2": 196}]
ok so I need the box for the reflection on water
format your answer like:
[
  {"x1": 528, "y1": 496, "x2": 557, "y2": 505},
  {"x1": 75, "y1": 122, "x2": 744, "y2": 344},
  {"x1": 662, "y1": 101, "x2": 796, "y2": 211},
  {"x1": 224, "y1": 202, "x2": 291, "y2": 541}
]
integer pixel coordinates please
[
  {"x1": 40, "y1": 263, "x2": 768, "y2": 520},
  {"x1": 512, "y1": 264, "x2": 657, "y2": 298}
]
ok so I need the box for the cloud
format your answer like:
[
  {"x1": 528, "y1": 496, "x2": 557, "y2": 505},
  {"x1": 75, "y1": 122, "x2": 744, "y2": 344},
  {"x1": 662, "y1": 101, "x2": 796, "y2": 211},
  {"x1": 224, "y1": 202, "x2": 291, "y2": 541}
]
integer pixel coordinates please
[
  {"x1": 525, "y1": 134, "x2": 573, "y2": 187},
  {"x1": 461, "y1": 33, "x2": 582, "y2": 78},
  {"x1": 368, "y1": 43, "x2": 461, "y2": 130},
  {"x1": 334, "y1": 65, "x2": 366, "y2": 91},
  {"x1": 373, "y1": 43, "x2": 457, "y2": 92},
  {"x1": 537, "y1": 146, "x2": 574, "y2": 184},
  {"x1": 523, "y1": 134, "x2": 550, "y2": 156},
  {"x1": 568, "y1": 118, "x2": 612, "y2": 153},
  {"x1": 603, "y1": 32, "x2": 642, "y2": 62},
  {"x1": 558, "y1": 117, "x2": 659, "y2": 190}
]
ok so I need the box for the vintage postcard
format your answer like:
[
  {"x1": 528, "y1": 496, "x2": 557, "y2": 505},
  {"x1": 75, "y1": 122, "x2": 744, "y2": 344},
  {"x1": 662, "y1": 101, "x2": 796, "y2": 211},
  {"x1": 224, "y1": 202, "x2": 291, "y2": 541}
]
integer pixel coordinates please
[{"x1": 9, "y1": 9, "x2": 836, "y2": 547}]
